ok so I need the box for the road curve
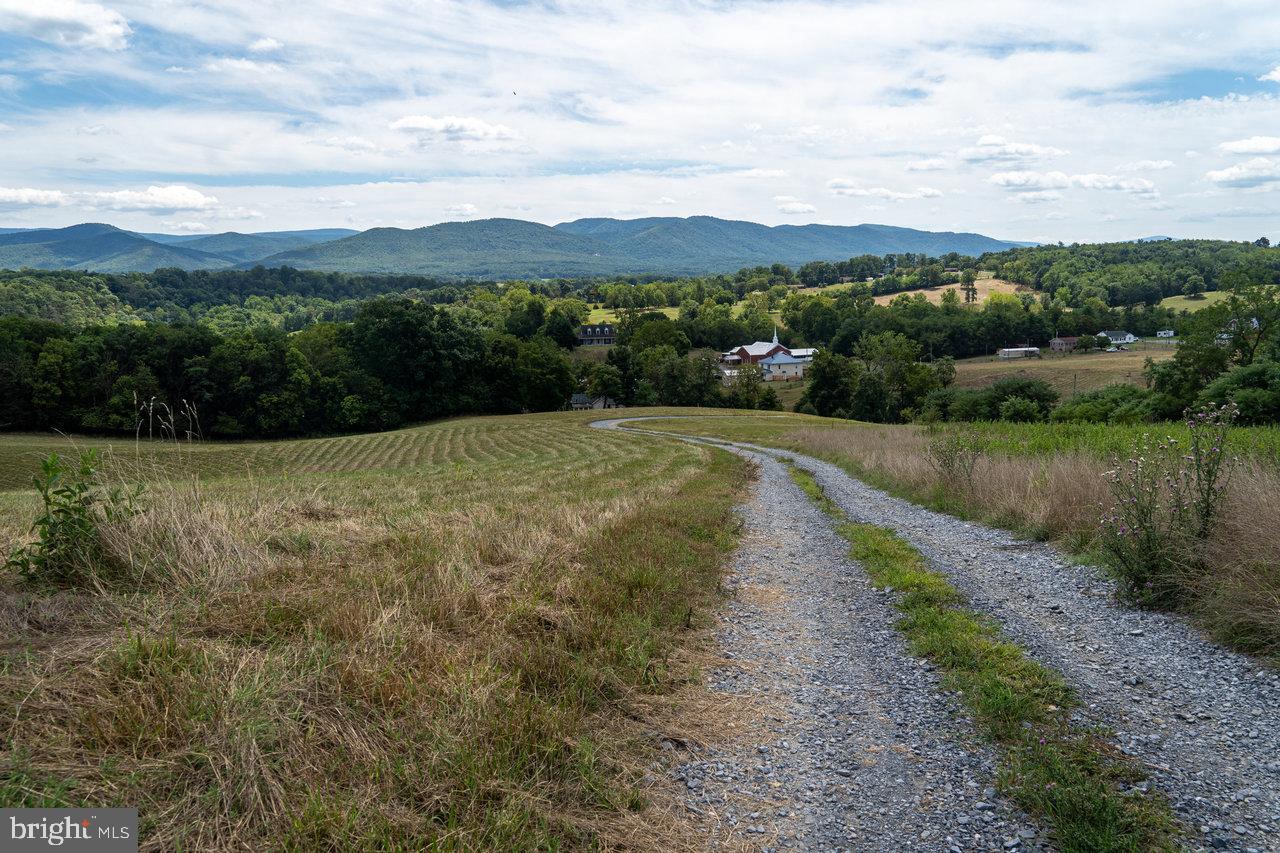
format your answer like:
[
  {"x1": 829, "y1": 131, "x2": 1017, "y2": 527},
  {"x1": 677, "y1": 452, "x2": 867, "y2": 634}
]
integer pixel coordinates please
[{"x1": 593, "y1": 416, "x2": 1280, "y2": 852}]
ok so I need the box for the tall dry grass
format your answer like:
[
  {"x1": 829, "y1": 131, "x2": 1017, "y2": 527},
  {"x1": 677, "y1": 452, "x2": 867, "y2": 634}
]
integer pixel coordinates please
[
  {"x1": 788, "y1": 425, "x2": 1280, "y2": 659},
  {"x1": 0, "y1": 432, "x2": 748, "y2": 850}
]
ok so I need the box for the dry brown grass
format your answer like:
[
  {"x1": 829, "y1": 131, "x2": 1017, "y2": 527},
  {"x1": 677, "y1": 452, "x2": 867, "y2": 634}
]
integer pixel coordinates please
[
  {"x1": 0, "y1": 416, "x2": 751, "y2": 849},
  {"x1": 783, "y1": 424, "x2": 1280, "y2": 659},
  {"x1": 952, "y1": 348, "x2": 1176, "y2": 397}
]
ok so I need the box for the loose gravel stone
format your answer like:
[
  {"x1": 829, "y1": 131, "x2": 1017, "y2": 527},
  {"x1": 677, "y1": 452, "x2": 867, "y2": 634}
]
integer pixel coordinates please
[{"x1": 594, "y1": 418, "x2": 1280, "y2": 852}]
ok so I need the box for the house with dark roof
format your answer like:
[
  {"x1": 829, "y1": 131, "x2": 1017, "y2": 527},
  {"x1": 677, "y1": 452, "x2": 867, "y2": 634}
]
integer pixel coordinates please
[{"x1": 577, "y1": 324, "x2": 617, "y2": 346}]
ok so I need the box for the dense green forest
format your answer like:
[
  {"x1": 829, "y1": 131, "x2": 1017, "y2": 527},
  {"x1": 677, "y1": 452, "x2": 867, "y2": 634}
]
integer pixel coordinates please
[{"x1": 2, "y1": 237, "x2": 1279, "y2": 436}]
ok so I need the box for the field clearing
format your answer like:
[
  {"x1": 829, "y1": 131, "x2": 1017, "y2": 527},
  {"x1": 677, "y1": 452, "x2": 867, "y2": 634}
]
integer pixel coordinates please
[
  {"x1": 791, "y1": 272, "x2": 1025, "y2": 307},
  {"x1": 872, "y1": 276, "x2": 1026, "y2": 306},
  {"x1": 953, "y1": 347, "x2": 1175, "y2": 397},
  {"x1": 0, "y1": 410, "x2": 749, "y2": 849},
  {"x1": 1159, "y1": 291, "x2": 1230, "y2": 312},
  {"x1": 586, "y1": 304, "x2": 679, "y2": 323}
]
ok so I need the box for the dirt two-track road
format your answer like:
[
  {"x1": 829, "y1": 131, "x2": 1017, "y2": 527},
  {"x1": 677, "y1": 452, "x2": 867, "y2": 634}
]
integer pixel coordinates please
[{"x1": 593, "y1": 417, "x2": 1280, "y2": 852}]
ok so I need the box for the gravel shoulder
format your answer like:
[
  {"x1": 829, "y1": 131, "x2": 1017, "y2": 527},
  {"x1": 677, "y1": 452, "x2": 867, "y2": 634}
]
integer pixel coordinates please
[{"x1": 594, "y1": 417, "x2": 1280, "y2": 852}]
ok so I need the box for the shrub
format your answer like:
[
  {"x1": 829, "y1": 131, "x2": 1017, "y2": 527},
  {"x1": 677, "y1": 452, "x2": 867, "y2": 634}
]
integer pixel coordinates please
[
  {"x1": 5, "y1": 451, "x2": 141, "y2": 589},
  {"x1": 926, "y1": 428, "x2": 982, "y2": 494},
  {"x1": 1197, "y1": 360, "x2": 1280, "y2": 425},
  {"x1": 1052, "y1": 384, "x2": 1155, "y2": 425},
  {"x1": 1098, "y1": 404, "x2": 1237, "y2": 605},
  {"x1": 998, "y1": 395, "x2": 1042, "y2": 423}
]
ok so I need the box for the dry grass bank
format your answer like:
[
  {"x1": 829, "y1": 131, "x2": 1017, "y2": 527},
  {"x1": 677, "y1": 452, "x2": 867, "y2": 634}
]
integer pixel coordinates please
[{"x1": 0, "y1": 414, "x2": 749, "y2": 849}]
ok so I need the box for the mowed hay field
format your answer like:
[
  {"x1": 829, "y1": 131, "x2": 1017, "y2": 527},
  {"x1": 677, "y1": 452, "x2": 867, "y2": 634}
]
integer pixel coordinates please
[
  {"x1": 0, "y1": 411, "x2": 748, "y2": 850},
  {"x1": 953, "y1": 347, "x2": 1176, "y2": 397},
  {"x1": 872, "y1": 276, "x2": 1026, "y2": 306}
]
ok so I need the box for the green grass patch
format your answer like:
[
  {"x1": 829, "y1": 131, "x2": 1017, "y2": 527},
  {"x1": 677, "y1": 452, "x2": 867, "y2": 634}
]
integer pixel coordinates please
[{"x1": 787, "y1": 465, "x2": 1179, "y2": 852}]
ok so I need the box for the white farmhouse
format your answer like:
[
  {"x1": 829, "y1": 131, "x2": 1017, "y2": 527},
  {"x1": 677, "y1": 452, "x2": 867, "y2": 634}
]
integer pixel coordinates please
[
  {"x1": 1099, "y1": 330, "x2": 1138, "y2": 345},
  {"x1": 759, "y1": 352, "x2": 810, "y2": 381}
]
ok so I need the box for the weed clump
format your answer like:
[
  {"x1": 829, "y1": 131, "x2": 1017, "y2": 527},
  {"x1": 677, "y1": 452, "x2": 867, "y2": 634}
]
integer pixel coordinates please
[
  {"x1": 1099, "y1": 404, "x2": 1236, "y2": 606},
  {"x1": 926, "y1": 426, "x2": 983, "y2": 494},
  {"x1": 5, "y1": 450, "x2": 141, "y2": 590}
]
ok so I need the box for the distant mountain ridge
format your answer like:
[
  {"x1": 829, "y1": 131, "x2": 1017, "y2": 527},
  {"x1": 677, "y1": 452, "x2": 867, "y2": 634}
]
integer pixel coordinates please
[{"x1": 0, "y1": 217, "x2": 1030, "y2": 276}]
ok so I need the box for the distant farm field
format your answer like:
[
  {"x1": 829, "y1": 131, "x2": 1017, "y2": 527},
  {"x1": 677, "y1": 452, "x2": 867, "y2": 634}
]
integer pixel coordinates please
[
  {"x1": 0, "y1": 410, "x2": 748, "y2": 849},
  {"x1": 1159, "y1": 291, "x2": 1230, "y2": 312},
  {"x1": 952, "y1": 347, "x2": 1176, "y2": 397}
]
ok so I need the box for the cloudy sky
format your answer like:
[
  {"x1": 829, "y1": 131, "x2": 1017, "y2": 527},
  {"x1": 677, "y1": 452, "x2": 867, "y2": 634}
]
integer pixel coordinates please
[{"x1": 1, "y1": 0, "x2": 1279, "y2": 242}]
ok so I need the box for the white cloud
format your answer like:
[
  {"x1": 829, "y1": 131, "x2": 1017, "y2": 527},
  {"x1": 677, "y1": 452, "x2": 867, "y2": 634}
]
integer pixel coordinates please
[
  {"x1": 1204, "y1": 157, "x2": 1280, "y2": 188},
  {"x1": 443, "y1": 202, "x2": 478, "y2": 218},
  {"x1": 248, "y1": 37, "x2": 283, "y2": 52},
  {"x1": 773, "y1": 195, "x2": 816, "y2": 214},
  {"x1": 906, "y1": 158, "x2": 948, "y2": 171},
  {"x1": 1117, "y1": 159, "x2": 1174, "y2": 171},
  {"x1": 390, "y1": 115, "x2": 518, "y2": 142},
  {"x1": 827, "y1": 180, "x2": 942, "y2": 200},
  {"x1": 988, "y1": 171, "x2": 1071, "y2": 191},
  {"x1": 1260, "y1": 65, "x2": 1280, "y2": 83},
  {"x1": 733, "y1": 168, "x2": 788, "y2": 178},
  {"x1": 1219, "y1": 136, "x2": 1280, "y2": 155},
  {"x1": 203, "y1": 57, "x2": 283, "y2": 74},
  {"x1": 0, "y1": 187, "x2": 69, "y2": 206},
  {"x1": 958, "y1": 135, "x2": 1067, "y2": 163},
  {"x1": 0, "y1": 0, "x2": 130, "y2": 50},
  {"x1": 1071, "y1": 173, "x2": 1159, "y2": 197},
  {"x1": 321, "y1": 135, "x2": 381, "y2": 153},
  {"x1": 160, "y1": 220, "x2": 209, "y2": 233},
  {"x1": 989, "y1": 171, "x2": 1158, "y2": 197},
  {"x1": 655, "y1": 196, "x2": 677, "y2": 205},
  {"x1": 1009, "y1": 190, "x2": 1064, "y2": 204},
  {"x1": 84, "y1": 185, "x2": 219, "y2": 212}
]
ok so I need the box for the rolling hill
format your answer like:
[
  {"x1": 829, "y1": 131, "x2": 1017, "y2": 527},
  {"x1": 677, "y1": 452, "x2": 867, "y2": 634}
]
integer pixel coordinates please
[
  {"x1": 254, "y1": 216, "x2": 1028, "y2": 276},
  {"x1": 0, "y1": 224, "x2": 233, "y2": 273},
  {"x1": 556, "y1": 216, "x2": 1027, "y2": 268},
  {"x1": 162, "y1": 229, "x2": 358, "y2": 263},
  {"x1": 253, "y1": 218, "x2": 635, "y2": 277},
  {"x1": 0, "y1": 217, "x2": 1027, "y2": 276}
]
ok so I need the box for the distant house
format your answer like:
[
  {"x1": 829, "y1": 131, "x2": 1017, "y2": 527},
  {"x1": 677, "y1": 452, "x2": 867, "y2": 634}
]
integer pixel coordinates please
[
  {"x1": 570, "y1": 393, "x2": 622, "y2": 410},
  {"x1": 997, "y1": 347, "x2": 1041, "y2": 360},
  {"x1": 1049, "y1": 336, "x2": 1079, "y2": 353},
  {"x1": 1098, "y1": 330, "x2": 1137, "y2": 345},
  {"x1": 577, "y1": 323, "x2": 617, "y2": 346},
  {"x1": 1156, "y1": 329, "x2": 1176, "y2": 338},
  {"x1": 759, "y1": 352, "x2": 810, "y2": 381}
]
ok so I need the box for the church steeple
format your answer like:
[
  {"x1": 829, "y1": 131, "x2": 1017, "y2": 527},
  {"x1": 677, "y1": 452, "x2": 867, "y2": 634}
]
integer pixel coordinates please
[{"x1": 772, "y1": 324, "x2": 779, "y2": 345}]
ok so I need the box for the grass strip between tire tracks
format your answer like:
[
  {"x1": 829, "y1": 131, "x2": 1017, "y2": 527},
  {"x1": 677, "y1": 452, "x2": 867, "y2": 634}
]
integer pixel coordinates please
[{"x1": 787, "y1": 463, "x2": 1179, "y2": 853}]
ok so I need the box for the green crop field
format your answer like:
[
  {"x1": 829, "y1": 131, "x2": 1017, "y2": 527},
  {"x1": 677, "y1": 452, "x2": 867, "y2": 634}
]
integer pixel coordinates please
[{"x1": 0, "y1": 410, "x2": 749, "y2": 849}]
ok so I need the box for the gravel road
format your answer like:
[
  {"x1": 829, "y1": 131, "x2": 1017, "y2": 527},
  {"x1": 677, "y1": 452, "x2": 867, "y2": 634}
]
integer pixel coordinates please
[{"x1": 593, "y1": 418, "x2": 1280, "y2": 852}]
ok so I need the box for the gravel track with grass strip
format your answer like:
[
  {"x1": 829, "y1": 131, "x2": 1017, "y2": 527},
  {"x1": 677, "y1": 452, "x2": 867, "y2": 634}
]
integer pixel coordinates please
[
  {"x1": 595, "y1": 417, "x2": 1280, "y2": 852},
  {"x1": 596, "y1": 418, "x2": 1045, "y2": 851}
]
